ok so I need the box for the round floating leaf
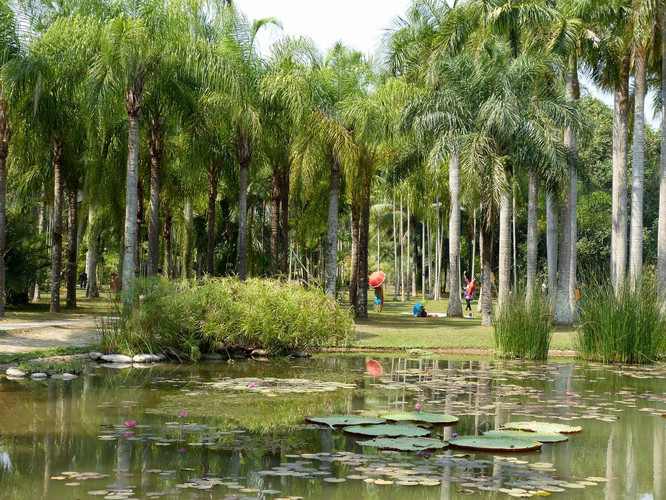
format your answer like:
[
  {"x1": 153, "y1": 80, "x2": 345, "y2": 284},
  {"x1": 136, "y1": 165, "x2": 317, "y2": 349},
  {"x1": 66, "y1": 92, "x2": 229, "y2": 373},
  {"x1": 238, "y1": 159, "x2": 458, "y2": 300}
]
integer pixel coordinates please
[
  {"x1": 449, "y1": 436, "x2": 542, "y2": 452},
  {"x1": 381, "y1": 412, "x2": 459, "y2": 425},
  {"x1": 343, "y1": 424, "x2": 430, "y2": 437},
  {"x1": 305, "y1": 416, "x2": 386, "y2": 427},
  {"x1": 483, "y1": 430, "x2": 568, "y2": 443},
  {"x1": 501, "y1": 421, "x2": 582, "y2": 435},
  {"x1": 356, "y1": 437, "x2": 448, "y2": 451}
]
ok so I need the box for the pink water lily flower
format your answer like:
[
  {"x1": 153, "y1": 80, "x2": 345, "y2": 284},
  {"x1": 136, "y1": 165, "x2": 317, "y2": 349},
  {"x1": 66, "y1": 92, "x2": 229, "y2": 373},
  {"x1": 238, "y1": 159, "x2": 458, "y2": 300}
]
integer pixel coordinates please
[
  {"x1": 178, "y1": 413, "x2": 188, "y2": 418},
  {"x1": 124, "y1": 432, "x2": 135, "y2": 438},
  {"x1": 414, "y1": 403, "x2": 421, "y2": 411},
  {"x1": 177, "y1": 447, "x2": 186, "y2": 453},
  {"x1": 248, "y1": 382, "x2": 256, "y2": 388},
  {"x1": 124, "y1": 420, "x2": 137, "y2": 427},
  {"x1": 566, "y1": 392, "x2": 577, "y2": 397}
]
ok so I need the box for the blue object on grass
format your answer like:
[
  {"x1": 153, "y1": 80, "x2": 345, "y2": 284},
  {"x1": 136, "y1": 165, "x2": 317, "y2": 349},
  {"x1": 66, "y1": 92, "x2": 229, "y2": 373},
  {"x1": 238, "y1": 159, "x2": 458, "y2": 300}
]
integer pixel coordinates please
[{"x1": 413, "y1": 302, "x2": 424, "y2": 317}]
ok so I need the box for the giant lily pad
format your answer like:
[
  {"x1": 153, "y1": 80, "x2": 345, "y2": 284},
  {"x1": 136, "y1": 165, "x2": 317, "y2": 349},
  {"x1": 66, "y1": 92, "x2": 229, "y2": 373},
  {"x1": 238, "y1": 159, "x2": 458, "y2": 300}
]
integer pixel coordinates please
[
  {"x1": 449, "y1": 436, "x2": 542, "y2": 452},
  {"x1": 356, "y1": 437, "x2": 448, "y2": 451},
  {"x1": 483, "y1": 429, "x2": 568, "y2": 443},
  {"x1": 501, "y1": 421, "x2": 582, "y2": 434},
  {"x1": 381, "y1": 412, "x2": 458, "y2": 425},
  {"x1": 342, "y1": 424, "x2": 430, "y2": 438},
  {"x1": 305, "y1": 416, "x2": 386, "y2": 427}
]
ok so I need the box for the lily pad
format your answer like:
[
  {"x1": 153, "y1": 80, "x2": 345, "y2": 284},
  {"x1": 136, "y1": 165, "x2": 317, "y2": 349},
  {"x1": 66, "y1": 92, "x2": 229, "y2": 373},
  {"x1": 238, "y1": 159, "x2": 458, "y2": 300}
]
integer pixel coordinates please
[
  {"x1": 356, "y1": 437, "x2": 448, "y2": 451},
  {"x1": 305, "y1": 416, "x2": 386, "y2": 427},
  {"x1": 501, "y1": 421, "x2": 582, "y2": 434},
  {"x1": 449, "y1": 436, "x2": 542, "y2": 452},
  {"x1": 381, "y1": 412, "x2": 459, "y2": 425},
  {"x1": 342, "y1": 424, "x2": 430, "y2": 437},
  {"x1": 483, "y1": 430, "x2": 568, "y2": 443}
]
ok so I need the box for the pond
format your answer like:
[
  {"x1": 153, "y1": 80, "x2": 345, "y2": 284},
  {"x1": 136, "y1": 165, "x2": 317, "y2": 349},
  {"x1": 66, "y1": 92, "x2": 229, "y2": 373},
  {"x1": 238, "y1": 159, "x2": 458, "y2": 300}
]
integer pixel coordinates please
[{"x1": 0, "y1": 355, "x2": 664, "y2": 499}]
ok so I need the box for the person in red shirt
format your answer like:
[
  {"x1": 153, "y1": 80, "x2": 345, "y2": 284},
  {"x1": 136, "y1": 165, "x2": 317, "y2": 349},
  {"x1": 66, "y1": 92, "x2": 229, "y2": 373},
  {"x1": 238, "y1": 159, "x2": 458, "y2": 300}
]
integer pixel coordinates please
[{"x1": 463, "y1": 272, "x2": 476, "y2": 312}]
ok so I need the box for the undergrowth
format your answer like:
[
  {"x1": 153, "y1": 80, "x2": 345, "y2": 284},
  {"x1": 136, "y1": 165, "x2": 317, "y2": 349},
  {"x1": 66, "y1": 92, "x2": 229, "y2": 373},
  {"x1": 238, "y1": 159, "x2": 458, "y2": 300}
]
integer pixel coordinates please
[
  {"x1": 576, "y1": 279, "x2": 666, "y2": 364},
  {"x1": 16, "y1": 359, "x2": 85, "y2": 375},
  {"x1": 100, "y1": 277, "x2": 355, "y2": 361},
  {"x1": 494, "y1": 290, "x2": 553, "y2": 360}
]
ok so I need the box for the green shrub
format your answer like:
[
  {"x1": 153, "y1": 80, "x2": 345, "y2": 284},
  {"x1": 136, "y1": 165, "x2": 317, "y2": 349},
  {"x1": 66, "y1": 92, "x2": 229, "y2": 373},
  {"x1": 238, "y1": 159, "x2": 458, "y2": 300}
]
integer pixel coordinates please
[
  {"x1": 16, "y1": 359, "x2": 85, "y2": 376},
  {"x1": 494, "y1": 291, "x2": 553, "y2": 360},
  {"x1": 101, "y1": 277, "x2": 355, "y2": 360},
  {"x1": 576, "y1": 280, "x2": 666, "y2": 364}
]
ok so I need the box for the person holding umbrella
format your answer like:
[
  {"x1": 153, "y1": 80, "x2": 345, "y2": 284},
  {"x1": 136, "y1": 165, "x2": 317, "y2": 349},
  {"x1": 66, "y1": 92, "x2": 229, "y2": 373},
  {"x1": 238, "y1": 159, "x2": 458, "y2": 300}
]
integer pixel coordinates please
[{"x1": 369, "y1": 271, "x2": 385, "y2": 312}]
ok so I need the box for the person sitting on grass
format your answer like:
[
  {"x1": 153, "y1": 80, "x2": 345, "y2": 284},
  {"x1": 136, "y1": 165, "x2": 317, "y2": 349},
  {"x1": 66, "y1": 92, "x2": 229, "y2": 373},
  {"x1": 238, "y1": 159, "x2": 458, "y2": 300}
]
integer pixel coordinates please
[{"x1": 413, "y1": 301, "x2": 427, "y2": 317}]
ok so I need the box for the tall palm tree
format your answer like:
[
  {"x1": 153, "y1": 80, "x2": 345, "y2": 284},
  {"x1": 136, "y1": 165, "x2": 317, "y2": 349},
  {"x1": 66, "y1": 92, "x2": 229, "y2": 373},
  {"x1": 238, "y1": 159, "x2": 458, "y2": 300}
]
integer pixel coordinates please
[
  {"x1": 0, "y1": 2, "x2": 19, "y2": 317},
  {"x1": 659, "y1": 7, "x2": 666, "y2": 301}
]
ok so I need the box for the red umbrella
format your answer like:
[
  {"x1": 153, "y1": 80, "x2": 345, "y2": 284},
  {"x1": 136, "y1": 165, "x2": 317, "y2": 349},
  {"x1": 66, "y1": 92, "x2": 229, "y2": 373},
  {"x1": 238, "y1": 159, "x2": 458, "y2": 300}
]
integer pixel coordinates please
[
  {"x1": 366, "y1": 359, "x2": 383, "y2": 377},
  {"x1": 369, "y1": 270, "x2": 386, "y2": 288}
]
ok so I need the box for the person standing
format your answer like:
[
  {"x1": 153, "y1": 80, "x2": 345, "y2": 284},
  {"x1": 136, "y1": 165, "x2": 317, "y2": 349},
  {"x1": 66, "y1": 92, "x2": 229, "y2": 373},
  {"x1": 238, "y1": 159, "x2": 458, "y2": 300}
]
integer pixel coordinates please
[{"x1": 463, "y1": 271, "x2": 476, "y2": 312}]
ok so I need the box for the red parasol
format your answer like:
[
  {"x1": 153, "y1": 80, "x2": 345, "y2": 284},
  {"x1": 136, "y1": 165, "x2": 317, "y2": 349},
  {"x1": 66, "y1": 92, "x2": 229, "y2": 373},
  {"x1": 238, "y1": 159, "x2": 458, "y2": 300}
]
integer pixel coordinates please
[
  {"x1": 366, "y1": 359, "x2": 383, "y2": 377},
  {"x1": 369, "y1": 270, "x2": 386, "y2": 288}
]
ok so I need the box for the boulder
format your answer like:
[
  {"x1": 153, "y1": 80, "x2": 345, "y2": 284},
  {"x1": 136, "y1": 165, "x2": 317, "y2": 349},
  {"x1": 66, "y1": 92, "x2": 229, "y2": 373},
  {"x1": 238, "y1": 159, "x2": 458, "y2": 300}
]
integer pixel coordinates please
[
  {"x1": 100, "y1": 354, "x2": 133, "y2": 363},
  {"x1": 52, "y1": 373, "x2": 78, "y2": 380},
  {"x1": 6, "y1": 367, "x2": 26, "y2": 378},
  {"x1": 88, "y1": 352, "x2": 104, "y2": 360},
  {"x1": 132, "y1": 353, "x2": 162, "y2": 363},
  {"x1": 250, "y1": 349, "x2": 269, "y2": 357},
  {"x1": 30, "y1": 373, "x2": 48, "y2": 380}
]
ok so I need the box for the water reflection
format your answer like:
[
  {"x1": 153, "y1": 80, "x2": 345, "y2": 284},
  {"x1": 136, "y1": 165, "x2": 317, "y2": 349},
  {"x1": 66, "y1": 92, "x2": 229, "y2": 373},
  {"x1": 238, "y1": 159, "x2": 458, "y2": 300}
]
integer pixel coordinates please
[{"x1": 0, "y1": 356, "x2": 664, "y2": 499}]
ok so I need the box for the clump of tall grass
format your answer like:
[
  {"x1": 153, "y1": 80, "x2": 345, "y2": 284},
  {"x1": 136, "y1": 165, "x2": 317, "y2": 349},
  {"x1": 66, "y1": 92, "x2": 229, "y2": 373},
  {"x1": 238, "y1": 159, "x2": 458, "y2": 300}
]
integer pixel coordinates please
[
  {"x1": 576, "y1": 279, "x2": 666, "y2": 364},
  {"x1": 100, "y1": 277, "x2": 354, "y2": 361},
  {"x1": 494, "y1": 290, "x2": 553, "y2": 360}
]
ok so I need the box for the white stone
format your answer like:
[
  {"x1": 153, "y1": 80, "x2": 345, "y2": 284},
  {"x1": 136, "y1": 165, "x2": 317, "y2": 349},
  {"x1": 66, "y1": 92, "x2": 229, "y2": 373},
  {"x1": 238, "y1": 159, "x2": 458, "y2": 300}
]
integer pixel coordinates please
[
  {"x1": 89, "y1": 352, "x2": 104, "y2": 360},
  {"x1": 202, "y1": 353, "x2": 225, "y2": 361},
  {"x1": 100, "y1": 354, "x2": 133, "y2": 363},
  {"x1": 6, "y1": 367, "x2": 26, "y2": 378},
  {"x1": 99, "y1": 363, "x2": 132, "y2": 369},
  {"x1": 51, "y1": 373, "x2": 78, "y2": 380},
  {"x1": 30, "y1": 373, "x2": 48, "y2": 379},
  {"x1": 132, "y1": 353, "x2": 162, "y2": 363}
]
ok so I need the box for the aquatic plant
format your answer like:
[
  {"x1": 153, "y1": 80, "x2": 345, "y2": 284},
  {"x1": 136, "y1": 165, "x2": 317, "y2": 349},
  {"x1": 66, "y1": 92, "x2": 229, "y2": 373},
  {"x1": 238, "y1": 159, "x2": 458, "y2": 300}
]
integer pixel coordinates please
[
  {"x1": 576, "y1": 279, "x2": 666, "y2": 363},
  {"x1": 16, "y1": 359, "x2": 85, "y2": 376},
  {"x1": 493, "y1": 289, "x2": 553, "y2": 360},
  {"x1": 101, "y1": 277, "x2": 354, "y2": 360}
]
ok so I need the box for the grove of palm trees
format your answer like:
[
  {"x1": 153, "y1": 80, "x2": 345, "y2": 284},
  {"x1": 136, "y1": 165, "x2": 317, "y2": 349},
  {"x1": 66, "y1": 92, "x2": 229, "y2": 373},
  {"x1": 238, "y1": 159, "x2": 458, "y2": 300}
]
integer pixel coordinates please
[{"x1": 1, "y1": 0, "x2": 666, "y2": 361}]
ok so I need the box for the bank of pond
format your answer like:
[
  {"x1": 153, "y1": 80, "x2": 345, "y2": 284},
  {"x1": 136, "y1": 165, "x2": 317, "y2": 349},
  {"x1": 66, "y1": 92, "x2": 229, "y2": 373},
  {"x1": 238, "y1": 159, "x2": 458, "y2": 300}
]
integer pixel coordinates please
[{"x1": 0, "y1": 355, "x2": 664, "y2": 499}]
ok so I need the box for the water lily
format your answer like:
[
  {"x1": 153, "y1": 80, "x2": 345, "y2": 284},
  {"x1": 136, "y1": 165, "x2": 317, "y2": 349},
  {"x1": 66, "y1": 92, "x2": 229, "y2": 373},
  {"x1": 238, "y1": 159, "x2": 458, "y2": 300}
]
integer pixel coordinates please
[
  {"x1": 124, "y1": 420, "x2": 137, "y2": 427},
  {"x1": 178, "y1": 412, "x2": 188, "y2": 418},
  {"x1": 414, "y1": 403, "x2": 421, "y2": 411},
  {"x1": 452, "y1": 432, "x2": 458, "y2": 438},
  {"x1": 249, "y1": 382, "x2": 256, "y2": 388},
  {"x1": 566, "y1": 392, "x2": 577, "y2": 397},
  {"x1": 124, "y1": 432, "x2": 135, "y2": 438},
  {"x1": 177, "y1": 447, "x2": 186, "y2": 453}
]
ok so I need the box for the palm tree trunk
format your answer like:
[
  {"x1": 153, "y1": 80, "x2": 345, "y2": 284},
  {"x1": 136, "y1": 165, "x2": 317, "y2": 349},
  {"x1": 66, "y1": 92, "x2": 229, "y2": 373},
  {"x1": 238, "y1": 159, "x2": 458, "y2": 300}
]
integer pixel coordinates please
[
  {"x1": 400, "y1": 194, "x2": 405, "y2": 301},
  {"x1": 407, "y1": 193, "x2": 412, "y2": 299},
  {"x1": 447, "y1": 150, "x2": 463, "y2": 317},
  {"x1": 427, "y1": 221, "x2": 433, "y2": 298},
  {"x1": 356, "y1": 168, "x2": 371, "y2": 318},
  {"x1": 34, "y1": 184, "x2": 46, "y2": 302},
  {"x1": 182, "y1": 198, "x2": 193, "y2": 279},
  {"x1": 122, "y1": 105, "x2": 141, "y2": 299},
  {"x1": 235, "y1": 134, "x2": 252, "y2": 281},
  {"x1": 498, "y1": 189, "x2": 511, "y2": 313},
  {"x1": 480, "y1": 215, "x2": 493, "y2": 326},
  {"x1": 86, "y1": 202, "x2": 98, "y2": 298},
  {"x1": 612, "y1": 57, "x2": 630, "y2": 292},
  {"x1": 569, "y1": 67, "x2": 580, "y2": 313},
  {"x1": 471, "y1": 209, "x2": 476, "y2": 278},
  {"x1": 147, "y1": 115, "x2": 164, "y2": 278},
  {"x1": 50, "y1": 139, "x2": 64, "y2": 313},
  {"x1": 553, "y1": 63, "x2": 577, "y2": 325},
  {"x1": 0, "y1": 94, "x2": 9, "y2": 317},
  {"x1": 526, "y1": 169, "x2": 538, "y2": 302},
  {"x1": 349, "y1": 201, "x2": 359, "y2": 307},
  {"x1": 411, "y1": 216, "x2": 418, "y2": 298},
  {"x1": 477, "y1": 223, "x2": 484, "y2": 313},
  {"x1": 324, "y1": 153, "x2": 340, "y2": 297},
  {"x1": 163, "y1": 207, "x2": 172, "y2": 278},
  {"x1": 629, "y1": 45, "x2": 646, "y2": 291},
  {"x1": 207, "y1": 161, "x2": 219, "y2": 276},
  {"x1": 279, "y1": 172, "x2": 289, "y2": 274},
  {"x1": 269, "y1": 168, "x2": 280, "y2": 276},
  {"x1": 393, "y1": 195, "x2": 398, "y2": 299},
  {"x1": 658, "y1": 23, "x2": 666, "y2": 301},
  {"x1": 435, "y1": 197, "x2": 442, "y2": 300},
  {"x1": 512, "y1": 182, "x2": 517, "y2": 292},
  {"x1": 66, "y1": 182, "x2": 78, "y2": 308},
  {"x1": 546, "y1": 190, "x2": 558, "y2": 296},
  {"x1": 421, "y1": 220, "x2": 425, "y2": 299}
]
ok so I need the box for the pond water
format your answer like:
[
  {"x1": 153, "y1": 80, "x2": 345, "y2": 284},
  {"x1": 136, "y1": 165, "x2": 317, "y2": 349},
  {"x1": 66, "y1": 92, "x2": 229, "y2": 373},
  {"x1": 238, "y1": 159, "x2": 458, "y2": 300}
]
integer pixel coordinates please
[{"x1": 0, "y1": 355, "x2": 664, "y2": 499}]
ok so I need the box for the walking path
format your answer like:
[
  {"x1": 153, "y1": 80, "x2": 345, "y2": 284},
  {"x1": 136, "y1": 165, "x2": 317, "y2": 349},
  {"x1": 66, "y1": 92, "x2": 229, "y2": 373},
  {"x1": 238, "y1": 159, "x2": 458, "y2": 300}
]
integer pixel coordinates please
[{"x1": 0, "y1": 318, "x2": 100, "y2": 353}]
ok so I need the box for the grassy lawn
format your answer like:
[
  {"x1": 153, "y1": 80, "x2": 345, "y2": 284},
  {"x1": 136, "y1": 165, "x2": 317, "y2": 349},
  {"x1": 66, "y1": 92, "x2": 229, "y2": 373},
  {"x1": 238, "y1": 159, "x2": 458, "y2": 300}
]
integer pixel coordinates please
[
  {"x1": 0, "y1": 289, "x2": 116, "y2": 322},
  {"x1": 352, "y1": 293, "x2": 576, "y2": 351}
]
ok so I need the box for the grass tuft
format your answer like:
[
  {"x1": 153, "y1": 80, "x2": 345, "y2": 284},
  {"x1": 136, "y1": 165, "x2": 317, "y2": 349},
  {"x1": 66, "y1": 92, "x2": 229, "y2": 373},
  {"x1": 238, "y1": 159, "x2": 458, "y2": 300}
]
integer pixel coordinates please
[
  {"x1": 494, "y1": 291, "x2": 553, "y2": 360},
  {"x1": 16, "y1": 359, "x2": 85, "y2": 375},
  {"x1": 575, "y1": 279, "x2": 666, "y2": 364}
]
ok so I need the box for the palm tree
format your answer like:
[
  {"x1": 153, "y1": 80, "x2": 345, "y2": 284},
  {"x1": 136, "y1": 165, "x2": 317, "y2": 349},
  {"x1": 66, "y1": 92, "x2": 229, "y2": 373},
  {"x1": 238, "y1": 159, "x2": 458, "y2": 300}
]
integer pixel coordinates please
[
  {"x1": 659, "y1": 8, "x2": 666, "y2": 301},
  {"x1": 0, "y1": 2, "x2": 19, "y2": 317}
]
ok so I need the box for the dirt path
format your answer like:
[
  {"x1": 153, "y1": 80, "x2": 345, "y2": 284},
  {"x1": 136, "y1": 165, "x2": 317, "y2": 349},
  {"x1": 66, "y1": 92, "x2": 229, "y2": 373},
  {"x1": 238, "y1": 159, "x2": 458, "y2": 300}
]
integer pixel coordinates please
[{"x1": 0, "y1": 319, "x2": 100, "y2": 353}]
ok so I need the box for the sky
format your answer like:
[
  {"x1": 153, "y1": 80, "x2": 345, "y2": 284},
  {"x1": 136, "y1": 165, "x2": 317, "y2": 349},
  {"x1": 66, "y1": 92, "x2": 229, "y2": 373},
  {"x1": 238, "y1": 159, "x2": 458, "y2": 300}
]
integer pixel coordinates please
[{"x1": 235, "y1": 0, "x2": 659, "y2": 129}]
